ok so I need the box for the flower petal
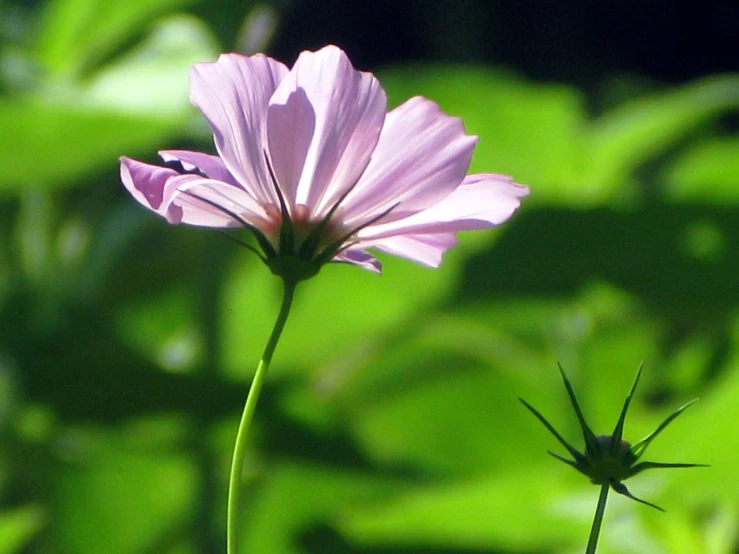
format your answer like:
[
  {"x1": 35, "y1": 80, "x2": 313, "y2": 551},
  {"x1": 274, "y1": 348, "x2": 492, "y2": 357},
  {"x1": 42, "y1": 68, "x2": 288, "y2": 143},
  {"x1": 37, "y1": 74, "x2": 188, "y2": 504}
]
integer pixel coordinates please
[
  {"x1": 366, "y1": 233, "x2": 459, "y2": 268},
  {"x1": 159, "y1": 150, "x2": 238, "y2": 184},
  {"x1": 120, "y1": 156, "x2": 178, "y2": 213},
  {"x1": 341, "y1": 96, "x2": 478, "y2": 226},
  {"x1": 358, "y1": 174, "x2": 529, "y2": 240},
  {"x1": 267, "y1": 45, "x2": 386, "y2": 216},
  {"x1": 163, "y1": 176, "x2": 269, "y2": 228},
  {"x1": 190, "y1": 53, "x2": 289, "y2": 204},
  {"x1": 120, "y1": 156, "x2": 267, "y2": 228},
  {"x1": 333, "y1": 247, "x2": 382, "y2": 273}
]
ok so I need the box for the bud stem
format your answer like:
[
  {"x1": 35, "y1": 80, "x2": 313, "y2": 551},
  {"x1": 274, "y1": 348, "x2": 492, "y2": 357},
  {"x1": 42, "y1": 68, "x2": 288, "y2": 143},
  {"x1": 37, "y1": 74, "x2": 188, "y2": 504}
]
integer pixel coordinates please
[{"x1": 586, "y1": 483, "x2": 610, "y2": 554}]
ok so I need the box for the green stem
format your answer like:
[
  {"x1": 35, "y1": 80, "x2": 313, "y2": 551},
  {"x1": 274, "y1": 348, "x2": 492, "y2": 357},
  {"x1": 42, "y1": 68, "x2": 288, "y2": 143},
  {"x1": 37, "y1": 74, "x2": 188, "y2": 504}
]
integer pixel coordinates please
[
  {"x1": 226, "y1": 279, "x2": 297, "y2": 554},
  {"x1": 586, "y1": 484, "x2": 610, "y2": 554}
]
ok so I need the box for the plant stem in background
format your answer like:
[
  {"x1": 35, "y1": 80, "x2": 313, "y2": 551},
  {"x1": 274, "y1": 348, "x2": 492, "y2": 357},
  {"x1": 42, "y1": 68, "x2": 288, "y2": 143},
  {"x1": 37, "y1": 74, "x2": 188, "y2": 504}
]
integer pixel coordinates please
[
  {"x1": 226, "y1": 279, "x2": 297, "y2": 554},
  {"x1": 585, "y1": 483, "x2": 610, "y2": 554}
]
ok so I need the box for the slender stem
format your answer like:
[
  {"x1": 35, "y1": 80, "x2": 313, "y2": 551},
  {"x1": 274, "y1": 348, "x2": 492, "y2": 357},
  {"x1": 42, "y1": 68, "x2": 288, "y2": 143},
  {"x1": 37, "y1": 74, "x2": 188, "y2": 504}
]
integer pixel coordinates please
[
  {"x1": 226, "y1": 279, "x2": 298, "y2": 554},
  {"x1": 586, "y1": 484, "x2": 610, "y2": 554}
]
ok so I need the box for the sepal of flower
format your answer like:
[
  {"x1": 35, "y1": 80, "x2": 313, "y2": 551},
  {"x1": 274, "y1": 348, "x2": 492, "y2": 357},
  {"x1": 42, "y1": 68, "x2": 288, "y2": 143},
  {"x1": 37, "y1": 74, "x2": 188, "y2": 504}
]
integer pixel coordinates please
[{"x1": 520, "y1": 363, "x2": 707, "y2": 512}]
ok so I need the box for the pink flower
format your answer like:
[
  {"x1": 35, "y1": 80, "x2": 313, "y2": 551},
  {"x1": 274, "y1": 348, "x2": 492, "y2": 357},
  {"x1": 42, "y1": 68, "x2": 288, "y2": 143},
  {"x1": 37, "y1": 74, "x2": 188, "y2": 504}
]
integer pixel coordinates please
[{"x1": 120, "y1": 45, "x2": 528, "y2": 280}]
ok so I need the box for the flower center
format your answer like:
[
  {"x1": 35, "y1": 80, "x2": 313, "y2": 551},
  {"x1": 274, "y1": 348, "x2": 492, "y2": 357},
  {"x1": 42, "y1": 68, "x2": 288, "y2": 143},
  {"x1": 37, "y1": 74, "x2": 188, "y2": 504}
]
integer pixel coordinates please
[
  {"x1": 259, "y1": 203, "x2": 353, "y2": 282},
  {"x1": 259, "y1": 203, "x2": 350, "y2": 258}
]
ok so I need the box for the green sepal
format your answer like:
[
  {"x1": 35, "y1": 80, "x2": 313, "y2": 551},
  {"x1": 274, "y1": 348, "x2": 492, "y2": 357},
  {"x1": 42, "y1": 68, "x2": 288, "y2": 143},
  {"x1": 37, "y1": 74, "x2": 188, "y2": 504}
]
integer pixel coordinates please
[
  {"x1": 520, "y1": 363, "x2": 706, "y2": 512},
  {"x1": 518, "y1": 397, "x2": 587, "y2": 465},
  {"x1": 610, "y1": 362, "x2": 643, "y2": 451},
  {"x1": 556, "y1": 363, "x2": 601, "y2": 460},
  {"x1": 630, "y1": 398, "x2": 700, "y2": 460},
  {"x1": 266, "y1": 255, "x2": 321, "y2": 283}
]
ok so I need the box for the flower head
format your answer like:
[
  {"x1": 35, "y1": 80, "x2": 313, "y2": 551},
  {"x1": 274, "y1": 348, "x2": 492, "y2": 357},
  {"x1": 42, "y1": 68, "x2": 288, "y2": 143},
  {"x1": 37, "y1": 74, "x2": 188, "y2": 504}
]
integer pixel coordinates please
[
  {"x1": 520, "y1": 363, "x2": 706, "y2": 511},
  {"x1": 121, "y1": 45, "x2": 528, "y2": 282}
]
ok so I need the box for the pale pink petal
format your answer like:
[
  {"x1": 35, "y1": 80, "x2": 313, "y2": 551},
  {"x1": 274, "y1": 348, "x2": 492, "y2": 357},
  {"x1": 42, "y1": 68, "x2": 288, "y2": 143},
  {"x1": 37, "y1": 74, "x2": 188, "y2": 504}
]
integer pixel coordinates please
[
  {"x1": 341, "y1": 96, "x2": 478, "y2": 227},
  {"x1": 333, "y1": 248, "x2": 382, "y2": 273},
  {"x1": 358, "y1": 174, "x2": 529, "y2": 240},
  {"x1": 159, "y1": 150, "x2": 238, "y2": 185},
  {"x1": 120, "y1": 156, "x2": 179, "y2": 213},
  {"x1": 362, "y1": 233, "x2": 459, "y2": 268},
  {"x1": 264, "y1": 87, "x2": 315, "y2": 208},
  {"x1": 267, "y1": 45, "x2": 386, "y2": 216},
  {"x1": 120, "y1": 156, "x2": 267, "y2": 228},
  {"x1": 163, "y1": 176, "x2": 269, "y2": 228},
  {"x1": 190, "y1": 53, "x2": 289, "y2": 204}
]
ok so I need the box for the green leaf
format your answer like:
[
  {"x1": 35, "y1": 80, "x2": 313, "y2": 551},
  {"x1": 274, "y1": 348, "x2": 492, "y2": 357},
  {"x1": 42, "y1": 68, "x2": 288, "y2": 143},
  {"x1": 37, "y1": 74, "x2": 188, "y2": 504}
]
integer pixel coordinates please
[
  {"x1": 663, "y1": 138, "x2": 739, "y2": 202},
  {"x1": 35, "y1": 0, "x2": 194, "y2": 77},
  {"x1": 51, "y1": 423, "x2": 194, "y2": 554},
  {"x1": 0, "y1": 507, "x2": 44, "y2": 554},
  {"x1": 338, "y1": 468, "x2": 584, "y2": 552},
  {"x1": 585, "y1": 75, "x2": 739, "y2": 194},
  {"x1": 0, "y1": 15, "x2": 219, "y2": 191},
  {"x1": 0, "y1": 101, "x2": 181, "y2": 191},
  {"x1": 345, "y1": 344, "x2": 546, "y2": 474},
  {"x1": 242, "y1": 463, "x2": 405, "y2": 554},
  {"x1": 70, "y1": 16, "x2": 219, "y2": 116},
  {"x1": 655, "y1": 360, "x2": 739, "y2": 505}
]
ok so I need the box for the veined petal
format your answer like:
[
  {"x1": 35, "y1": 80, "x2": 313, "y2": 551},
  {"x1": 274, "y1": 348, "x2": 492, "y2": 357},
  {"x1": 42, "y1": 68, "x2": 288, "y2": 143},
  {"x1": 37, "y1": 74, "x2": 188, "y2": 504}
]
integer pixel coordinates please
[
  {"x1": 120, "y1": 156, "x2": 179, "y2": 213},
  {"x1": 159, "y1": 150, "x2": 238, "y2": 185},
  {"x1": 365, "y1": 233, "x2": 459, "y2": 268},
  {"x1": 163, "y1": 176, "x2": 269, "y2": 228},
  {"x1": 120, "y1": 156, "x2": 267, "y2": 228},
  {"x1": 342, "y1": 96, "x2": 478, "y2": 227},
  {"x1": 333, "y1": 248, "x2": 382, "y2": 273},
  {"x1": 267, "y1": 45, "x2": 386, "y2": 216},
  {"x1": 190, "y1": 53, "x2": 288, "y2": 204},
  {"x1": 358, "y1": 174, "x2": 529, "y2": 239}
]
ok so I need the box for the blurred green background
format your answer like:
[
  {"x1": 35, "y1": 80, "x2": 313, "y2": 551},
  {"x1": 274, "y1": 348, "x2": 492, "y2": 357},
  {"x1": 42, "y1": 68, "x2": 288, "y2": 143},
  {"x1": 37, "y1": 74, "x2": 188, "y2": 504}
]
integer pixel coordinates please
[{"x1": 1, "y1": 0, "x2": 738, "y2": 553}]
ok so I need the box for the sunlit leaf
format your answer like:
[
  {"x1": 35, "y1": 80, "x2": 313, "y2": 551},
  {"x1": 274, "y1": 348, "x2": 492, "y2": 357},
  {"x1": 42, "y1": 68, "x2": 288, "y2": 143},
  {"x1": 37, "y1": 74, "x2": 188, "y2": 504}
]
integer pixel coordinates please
[
  {"x1": 338, "y1": 467, "x2": 585, "y2": 552},
  {"x1": 0, "y1": 101, "x2": 181, "y2": 191},
  {"x1": 585, "y1": 75, "x2": 739, "y2": 194},
  {"x1": 35, "y1": 0, "x2": 193, "y2": 76},
  {"x1": 242, "y1": 463, "x2": 404, "y2": 554},
  {"x1": 663, "y1": 138, "x2": 739, "y2": 202},
  {"x1": 74, "y1": 16, "x2": 219, "y2": 115},
  {"x1": 0, "y1": 507, "x2": 44, "y2": 554},
  {"x1": 1, "y1": 15, "x2": 218, "y2": 191},
  {"x1": 340, "y1": 324, "x2": 545, "y2": 474},
  {"x1": 51, "y1": 424, "x2": 194, "y2": 554}
]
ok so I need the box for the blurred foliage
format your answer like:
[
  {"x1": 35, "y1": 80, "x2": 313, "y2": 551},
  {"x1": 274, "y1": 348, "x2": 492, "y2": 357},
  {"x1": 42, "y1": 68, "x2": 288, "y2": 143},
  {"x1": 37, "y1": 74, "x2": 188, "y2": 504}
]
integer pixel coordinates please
[{"x1": 1, "y1": 0, "x2": 738, "y2": 553}]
